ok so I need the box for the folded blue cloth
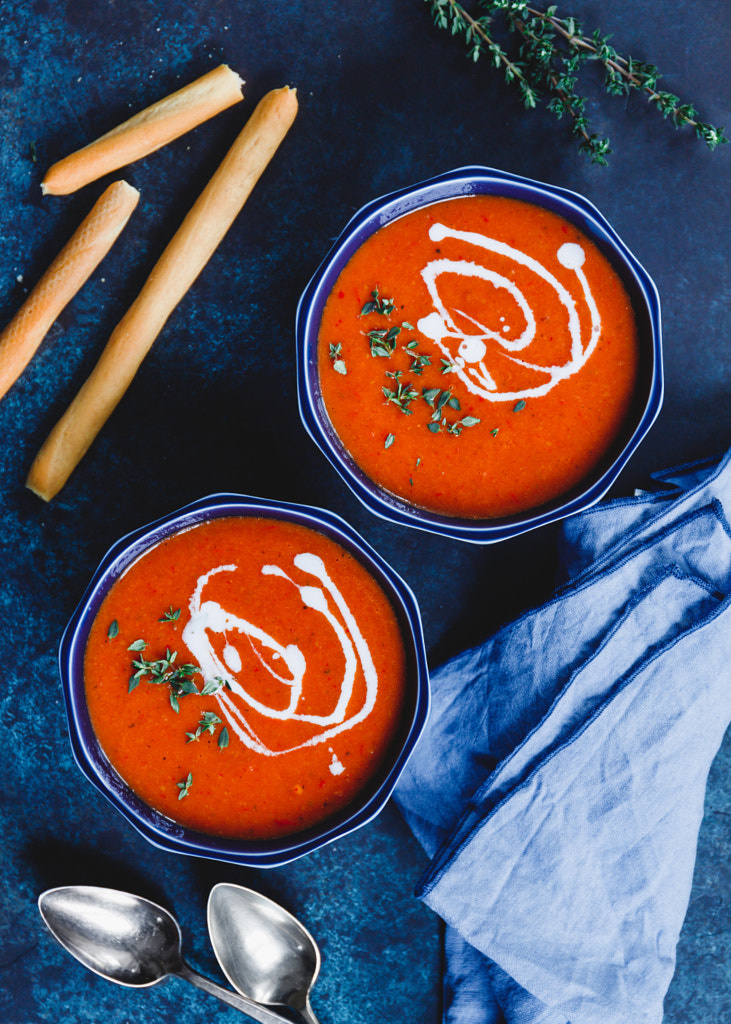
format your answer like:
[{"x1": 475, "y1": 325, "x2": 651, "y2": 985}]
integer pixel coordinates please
[{"x1": 395, "y1": 449, "x2": 731, "y2": 1024}]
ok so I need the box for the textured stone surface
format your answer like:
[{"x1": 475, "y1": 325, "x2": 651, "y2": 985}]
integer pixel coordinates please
[{"x1": 0, "y1": 1, "x2": 729, "y2": 1022}]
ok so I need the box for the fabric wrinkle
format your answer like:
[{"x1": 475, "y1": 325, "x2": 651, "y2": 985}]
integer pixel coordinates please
[{"x1": 394, "y1": 448, "x2": 731, "y2": 1024}]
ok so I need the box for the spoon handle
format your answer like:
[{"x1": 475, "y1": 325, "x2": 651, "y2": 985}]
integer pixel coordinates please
[
  {"x1": 298, "y1": 999, "x2": 323, "y2": 1024},
  {"x1": 178, "y1": 962, "x2": 291, "y2": 1024}
]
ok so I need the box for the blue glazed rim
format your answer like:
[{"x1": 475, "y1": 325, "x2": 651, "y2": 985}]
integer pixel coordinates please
[
  {"x1": 296, "y1": 165, "x2": 663, "y2": 543},
  {"x1": 59, "y1": 493, "x2": 430, "y2": 868}
]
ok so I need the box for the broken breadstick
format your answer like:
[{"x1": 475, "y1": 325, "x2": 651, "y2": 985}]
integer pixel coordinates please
[
  {"x1": 27, "y1": 85, "x2": 298, "y2": 502},
  {"x1": 42, "y1": 64, "x2": 245, "y2": 196},
  {"x1": 0, "y1": 180, "x2": 139, "y2": 403}
]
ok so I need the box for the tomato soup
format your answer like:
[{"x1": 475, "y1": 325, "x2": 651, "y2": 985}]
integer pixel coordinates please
[
  {"x1": 317, "y1": 195, "x2": 640, "y2": 519},
  {"x1": 84, "y1": 516, "x2": 408, "y2": 840}
]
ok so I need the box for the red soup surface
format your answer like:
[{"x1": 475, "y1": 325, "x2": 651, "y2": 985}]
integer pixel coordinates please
[
  {"x1": 84, "y1": 516, "x2": 408, "y2": 840},
  {"x1": 318, "y1": 195, "x2": 641, "y2": 519}
]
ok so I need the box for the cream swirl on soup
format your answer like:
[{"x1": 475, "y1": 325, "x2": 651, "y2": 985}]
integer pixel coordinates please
[{"x1": 182, "y1": 553, "x2": 378, "y2": 756}]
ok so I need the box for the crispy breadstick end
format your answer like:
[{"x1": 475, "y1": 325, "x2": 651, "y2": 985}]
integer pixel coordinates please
[
  {"x1": 41, "y1": 64, "x2": 245, "y2": 196},
  {"x1": 0, "y1": 180, "x2": 139, "y2": 404},
  {"x1": 27, "y1": 86, "x2": 298, "y2": 502}
]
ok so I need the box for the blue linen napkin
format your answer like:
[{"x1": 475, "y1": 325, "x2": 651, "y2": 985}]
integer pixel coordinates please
[{"x1": 394, "y1": 448, "x2": 731, "y2": 1024}]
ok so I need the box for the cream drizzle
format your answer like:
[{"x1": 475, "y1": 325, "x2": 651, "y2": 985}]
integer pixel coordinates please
[
  {"x1": 181, "y1": 554, "x2": 378, "y2": 758},
  {"x1": 416, "y1": 223, "x2": 602, "y2": 402}
]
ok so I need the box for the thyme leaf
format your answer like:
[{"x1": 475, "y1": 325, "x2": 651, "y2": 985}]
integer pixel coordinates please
[
  {"x1": 159, "y1": 606, "x2": 181, "y2": 623},
  {"x1": 329, "y1": 342, "x2": 347, "y2": 375},
  {"x1": 186, "y1": 710, "x2": 223, "y2": 743},
  {"x1": 177, "y1": 772, "x2": 193, "y2": 800},
  {"x1": 445, "y1": 415, "x2": 482, "y2": 435},
  {"x1": 409, "y1": 350, "x2": 432, "y2": 375},
  {"x1": 361, "y1": 287, "x2": 396, "y2": 316},
  {"x1": 200, "y1": 676, "x2": 231, "y2": 695}
]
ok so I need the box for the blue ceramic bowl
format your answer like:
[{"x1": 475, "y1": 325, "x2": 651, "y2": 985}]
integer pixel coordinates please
[
  {"x1": 296, "y1": 165, "x2": 663, "y2": 543},
  {"x1": 59, "y1": 494, "x2": 430, "y2": 868}
]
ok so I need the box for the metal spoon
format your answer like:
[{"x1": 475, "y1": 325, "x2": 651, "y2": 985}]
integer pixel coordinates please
[
  {"x1": 208, "y1": 883, "x2": 323, "y2": 1024},
  {"x1": 38, "y1": 885, "x2": 288, "y2": 1024}
]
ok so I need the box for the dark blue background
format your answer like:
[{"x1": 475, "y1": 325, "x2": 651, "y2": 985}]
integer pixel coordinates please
[{"x1": 0, "y1": 1, "x2": 729, "y2": 1021}]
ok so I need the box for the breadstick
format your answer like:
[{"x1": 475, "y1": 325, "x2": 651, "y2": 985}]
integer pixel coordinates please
[
  {"x1": 27, "y1": 86, "x2": 298, "y2": 502},
  {"x1": 42, "y1": 64, "x2": 245, "y2": 196},
  {"x1": 0, "y1": 180, "x2": 139, "y2": 403}
]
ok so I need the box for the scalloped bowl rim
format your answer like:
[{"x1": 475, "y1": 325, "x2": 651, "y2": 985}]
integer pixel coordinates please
[
  {"x1": 59, "y1": 493, "x2": 430, "y2": 868},
  {"x1": 296, "y1": 165, "x2": 663, "y2": 543}
]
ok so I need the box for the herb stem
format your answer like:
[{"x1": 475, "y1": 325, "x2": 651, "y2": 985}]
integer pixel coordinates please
[
  {"x1": 426, "y1": 0, "x2": 727, "y2": 161},
  {"x1": 510, "y1": 10, "x2": 594, "y2": 146},
  {"x1": 526, "y1": 6, "x2": 721, "y2": 139},
  {"x1": 445, "y1": 0, "x2": 534, "y2": 95}
]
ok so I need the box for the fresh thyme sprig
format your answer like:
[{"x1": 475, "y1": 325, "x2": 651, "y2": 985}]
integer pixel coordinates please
[
  {"x1": 177, "y1": 772, "x2": 193, "y2": 800},
  {"x1": 423, "y1": 386, "x2": 481, "y2": 434},
  {"x1": 368, "y1": 325, "x2": 401, "y2": 357},
  {"x1": 200, "y1": 676, "x2": 232, "y2": 696},
  {"x1": 361, "y1": 287, "x2": 396, "y2": 316},
  {"x1": 358, "y1": 283, "x2": 483, "y2": 437},
  {"x1": 406, "y1": 340, "x2": 432, "y2": 375},
  {"x1": 329, "y1": 342, "x2": 347, "y2": 374},
  {"x1": 186, "y1": 710, "x2": 230, "y2": 749},
  {"x1": 127, "y1": 642, "x2": 201, "y2": 712},
  {"x1": 159, "y1": 606, "x2": 181, "y2": 623},
  {"x1": 383, "y1": 370, "x2": 419, "y2": 413},
  {"x1": 426, "y1": 0, "x2": 727, "y2": 163}
]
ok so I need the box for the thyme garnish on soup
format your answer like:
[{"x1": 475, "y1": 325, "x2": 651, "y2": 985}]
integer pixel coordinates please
[
  {"x1": 361, "y1": 287, "x2": 395, "y2": 316},
  {"x1": 127, "y1": 643, "x2": 201, "y2": 711},
  {"x1": 368, "y1": 325, "x2": 401, "y2": 357},
  {"x1": 176, "y1": 772, "x2": 193, "y2": 800},
  {"x1": 329, "y1": 342, "x2": 347, "y2": 375},
  {"x1": 186, "y1": 711, "x2": 229, "y2": 750},
  {"x1": 159, "y1": 606, "x2": 181, "y2": 623},
  {"x1": 422, "y1": 387, "x2": 481, "y2": 434},
  {"x1": 383, "y1": 371, "x2": 419, "y2": 414},
  {"x1": 359, "y1": 285, "x2": 483, "y2": 438}
]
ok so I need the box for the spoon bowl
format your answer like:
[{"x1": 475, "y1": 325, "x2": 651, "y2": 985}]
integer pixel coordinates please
[
  {"x1": 39, "y1": 885, "x2": 182, "y2": 987},
  {"x1": 39, "y1": 885, "x2": 288, "y2": 1024},
  {"x1": 208, "y1": 883, "x2": 323, "y2": 1024}
]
